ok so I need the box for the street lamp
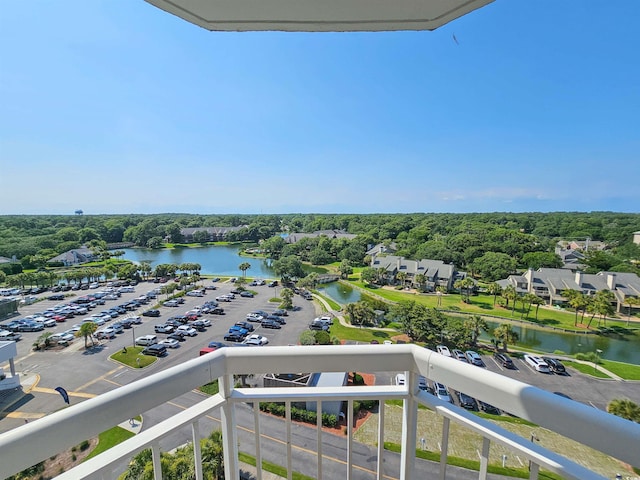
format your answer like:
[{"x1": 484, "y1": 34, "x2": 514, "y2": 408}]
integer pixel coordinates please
[
  {"x1": 131, "y1": 326, "x2": 136, "y2": 348},
  {"x1": 528, "y1": 433, "x2": 539, "y2": 471},
  {"x1": 595, "y1": 349, "x2": 603, "y2": 372}
]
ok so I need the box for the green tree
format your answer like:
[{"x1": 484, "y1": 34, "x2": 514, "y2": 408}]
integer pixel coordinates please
[
  {"x1": 344, "y1": 301, "x2": 375, "y2": 327},
  {"x1": 272, "y1": 256, "x2": 304, "y2": 283},
  {"x1": 414, "y1": 274, "x2": 426, "y2": 292},
  {"x1": 77, "y1": 322, "x2": 97, "y2": 349},
  {"x1": 471, "y1": 252, "x2": 517, "y2": 282},
  {"x1": 565, "y1": 289, "x2": 588, "y2": 326},
  {"x1": 35, "y1": 331, "x2": 54, "y2": 350},
  {"x1": 238, "y1": 262, "x2": 251, "y2": 279},
  {"x1": 299, "y1": 330, "x2": 317, "y2": 345},
  {"x1": 454, "y1": 277, "x2": 475, "y2": 303},
  {"x1": 607, "y1": 399, "x2": 640, "y2": 423},
  {"x1": 280, "y1": 288, "x2": 294, "y2": 310},
  {"x1": 360, "y1": 267, "x2": 377, "y2": 285},
  {"x1": 486, "y1": 282, "x2": 502, "y2": 306},
  {"x1": 464, "y1": 315, "x2": 489, "y2": 347},
  {"x1": 521, "y1": 252, "x2": 563, "y2": 269},
  {"x1": 493, "y1": 323, "x2": 519, "y2": 352},
  {"x1": 338, "y1": 259, "x2": 353, "y2": 279}
]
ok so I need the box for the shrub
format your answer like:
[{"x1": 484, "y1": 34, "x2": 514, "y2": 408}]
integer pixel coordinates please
[
  {"x1": 352, "y1": 373, "x2": 365, "y2": 385},
  {"x1": 78, "y1": 440, "x2": 90, "y2": 451},
  {"x1": 260, "y1": 402, "x2": 337, "y2": 427}
]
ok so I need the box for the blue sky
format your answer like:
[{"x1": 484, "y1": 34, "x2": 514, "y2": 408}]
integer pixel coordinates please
[{"x1": 1, "y1": 1, "x2": 638, "y2": 215}]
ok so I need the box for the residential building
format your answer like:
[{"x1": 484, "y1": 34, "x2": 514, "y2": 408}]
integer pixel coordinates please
[
  {"x1": 47, "y1": 246, "x2": 96, "y2": 266},
  {"x1": 283, "y1": 229, "x2": 357, "y2": 244},
  {"x1": 370, "y1": 254, "x2": 462, "y2": 292},
  {"x1": 633, "y1": 231, "x2": 640, "y2": 245},
  {"x1": 498, "y1": 268, "x2": 640, "y2": 312},
  {"x1": 556, "y1": 239, "x2": 607, "y2": 252},
  {"x1": 365, "y1": 242, "x2": 398, "y2": 256},
  {"x1": 180, "y1": 226, "x2": 247, "y2": 242}
]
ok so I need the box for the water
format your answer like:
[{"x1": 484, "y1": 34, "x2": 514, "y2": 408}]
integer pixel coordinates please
[
  {"x1": 119, "y1": 245, "x2": 275, "y2": 278},
  {"x1": 317, "y1": 282, "x2": 362, "y2": 304}
]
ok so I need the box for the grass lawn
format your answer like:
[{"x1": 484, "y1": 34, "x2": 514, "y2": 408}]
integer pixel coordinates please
[
  {"x1": 599, "y1": 359, "x2": 640, "y2": 380},
  {"x1": 314, "y1": 291, "x2": 341, "y2": 311},
  {"x1": 563, "y1": 361, "x2": 612, "y2": 379},
  {"x1": 84, "y1": 426, "x2": 135, "y2": 461},
  {"x1": 330, "y1": 321, "x2": 392, "y2": 343},
  {"x1": 110, "y1": 347, "x2": 157, "y2": 368},
  {"x1": 347, "y1": 280, "x2": 633, "y2": 332},
  {"x1": 238, "y1": 452, "x2": 315, "y2": 480},
  {"x1": 199, "y1": 380, "x2": 219, "y2": 395}
]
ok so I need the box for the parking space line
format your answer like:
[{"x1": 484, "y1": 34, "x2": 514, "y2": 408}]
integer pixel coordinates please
[
  {"x1": 5, "y1": 412, "x2": 46, "y2": 420},
  {"x1": 31, "y1": 387, "x2": 96, "y2": 399}
]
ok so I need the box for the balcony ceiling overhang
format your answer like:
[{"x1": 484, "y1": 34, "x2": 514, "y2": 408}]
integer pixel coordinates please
[{"x1": 145, "y1": 0, "x2": 493, "y2": 32}]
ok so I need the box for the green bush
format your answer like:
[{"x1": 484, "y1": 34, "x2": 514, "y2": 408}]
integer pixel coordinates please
[
  {"x1": 352, "y1": 373, "x2": 365, "y2": 385},
  {"x1": 78, "y1": 440, "x2": 90, "y2": 451},
  {"x1": 259, "y1": 402, "x2": 337, "y2": 427}
]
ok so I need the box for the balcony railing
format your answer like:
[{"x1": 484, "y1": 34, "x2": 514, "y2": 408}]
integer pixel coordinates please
[{"x1": 1, "y1": 345, "x2": 638, "y2": 480}]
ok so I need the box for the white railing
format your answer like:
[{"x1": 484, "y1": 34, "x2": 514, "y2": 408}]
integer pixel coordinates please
[{"x1": 1, "y1": 345, "x2": 638, "y2": 480}]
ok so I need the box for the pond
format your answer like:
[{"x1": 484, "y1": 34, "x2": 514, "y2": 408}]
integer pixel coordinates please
[
  {"x1": 119, "y1": 245, "x2": 275, "y2": 278},
  {"x1": 315, "y1": 281, "x2": 640, "y2": 364}
]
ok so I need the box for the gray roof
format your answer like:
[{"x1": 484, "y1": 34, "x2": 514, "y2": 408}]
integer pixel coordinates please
[
  {"x1": 372, "y1": 255, "x2": 455, "y2": 279},
  {"x1": 284, "y1": 230, "x2": 357, "y2": 244},
  {"x1": 47, "y1": 247, "x2": 95, "y2": 264},
  {"x1": 181, "y1": 226, "x2": 246, "y2": 236}
]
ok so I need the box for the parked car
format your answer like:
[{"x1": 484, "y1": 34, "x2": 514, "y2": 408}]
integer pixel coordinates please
[
  {"x1": 224, "y1": 331, "x2": 246, "y2": 342},
  {"x1": 395, "y1": 373, "x2": 406, "y2": 386},
  {"x1": 457, "y1": 392, "x2": 478, "y2": 410},
  {"x1": 433, "y1": 382, "x2": 452, "y2": 403},
  {"x1": 243, "y1": 334, "x2": 269, "y2": 346},
  {"x1": 265, "y1": 314, "x2": 286, "y2": 324},
  {"x1": 228, "y1": 326, "x2": 248, "y2": 337},
  {"x1": 246, "y1": 313, "x2": 264, "y2": 323},
  {"x1": 272, "y1": 309, "x2": 288, "y2": 317},
  {"x1": 436, "y1": 345, "x2": 452, "y2": 357},
  {"x1": 208, "y1": 341, "x2": 228, "y2": 349},
  {"x1": 478, "y1": 401, "x2": 501, "y2": 415},
  {"x1": 142, "y1": 344, "x2": 167, "y2": 357},
  {"x1": 240, "y1": 291, "x2": 254, "y2": 298},
  {"x1": 135, "y1": 335, "x2": 158, "y2": 346},
  {"x1": 154, "y1": 324, "x2": 174, "y2": 334},
  {"x1": 158, "y1": 338, "x2": 180, "y2": 349},
  {"x1": 49, "y1": 332, "x2": 74, "y2": 343},
  {"x1": 524, "y1": 354, "x2": 551, "y2": 373},
  {"x1": 261, "y1": 319, "x2": 282, "y2": 329},
  {"x1": 493, "y1": 351, "x2": 515, "y2": 369},
  {"x1": 18, "y1": 322, "x2": 45, "y2": 332},
  {"x1": 0, "y1": 331, "x2": 22, "y2": 341},
  {"x1": 176, "y1": 325, "x2": 197, "y2": 337},
  {"x1": 142, "y1": 309, "x2": 161, "y2": 317},
  {"x1": 309, "y1": 319, "x2": 328, "y2": 331},
  {"x1": 48, "y1": 294, "x2": 65, "y2": 301},
  {"x1": 465, "y1": 350, "x2": 483, "y2": 366},
  {"x1": 190, "y1": 320, "x2": 207, "y2": 331},
  {"x1": 235, "y1": 321, "x2": 255, "y2": 332},
  {"x1": 95, "y1": 328, "x2": 116, "y2": 339},
  {"x1": 452, "y1": 349, "x2": 468, "y2": 362},
  {"x1": 164, "y1": 300, "x2": 179, "y2": 307},
  {"x1": 209, "y1": 307, "x2": 225, "y2": 315},
  {"x1": 542, "y1": 357, "x2": 566, "y2": 375},
  {"x1": 167, "y1": 332, "x2": 187, "y2": 342}
]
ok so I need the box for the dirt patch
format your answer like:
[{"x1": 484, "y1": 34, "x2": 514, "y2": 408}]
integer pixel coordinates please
[
  {"x1": 390, "y1": 333, "x2": 411, "y2": 343},
  {"x1": 34, "y1": 437, "x2": 99, "y2": 479}
]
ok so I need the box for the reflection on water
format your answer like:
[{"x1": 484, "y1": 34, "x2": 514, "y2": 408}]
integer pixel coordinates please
[{"x1": 317, "y1": 282, "x2": 362, "y2": 304}]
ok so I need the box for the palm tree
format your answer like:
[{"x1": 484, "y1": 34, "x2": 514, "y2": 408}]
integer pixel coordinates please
[
  {"x1": 607, "y1": 399, "x2": 640, "y2": 422},
  {"x1": 521, "y1": 293, "x2": 540, "y2": 319},
  {"x1": 77, "y1": 322, "x2": 98, "y2": 349},
  {"x1": 238, "y1": 262, "x2": 251, "y2": 279},
  {"x1": 624, "y1": 296, "x2": 639, "y2": 326},
  {"x1": 464, "y1": 314, "x2": 489, "y2": 347},
  {"x1": 396, "y1": 271, "x2": 407, "y2": 287},
  {"x1": 486, "y1": 282, "x2": 502, "y2": 306},
  {"x1": 415, "y1": 274, "x2": 426, "y2": 292},
  {"x1": 493, "y1": 323, "x2": 519, "y2": 352},
  {"x1": 531, "y1": 295, "x2": 545, "y2": 320},
  {"x1": 454, "y1": 277, "x2": 475, "y2": 303},
  {"x1": 502, "y1": 285, "x2": 517, "y2": 309}
]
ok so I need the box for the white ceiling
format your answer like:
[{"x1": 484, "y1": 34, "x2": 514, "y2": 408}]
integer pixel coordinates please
[{"x1": 145, "y1": 0, "x2": 494, "y2": 32}]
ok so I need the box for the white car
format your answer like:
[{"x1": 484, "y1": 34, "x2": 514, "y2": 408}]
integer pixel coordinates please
[
  {"x1": 158, "y1": 338, "x2": 180, "y2": 348},
  {"x1": 524, "y1": 354, "x2": 551, "y2": 373},
  {"x1": 434, "y1": 382, "x2": 452, "y2": 403},
  {"x1": 176, "y1": 325, "x2": 197, "y2": 337},
  {"x1": 185, "y1": 309, "x2": 201, "y2": 317},
  {"x1": 436, "y1": 345, "x2": 452, "y2": 357},
  {"x1": 164, "y1": 300, "x2": 179, "y2": 307},
  {"x1": 50, "y1": 332, "x2": 74, "y2": 343},
  {"x1": 199, "y1": 318, "x2": 211, "y2": 327},
  {"x1": 243, "y1": 334, "x2": 269, "y2": 346},
  {"x1": 246, "y1": 313, "x2": 264, "y2": 322},
  {"x1": 129, "y1": 316, "x2": 142, "y2": 324},
  {"x1": 465, "y1": 350, "x2": 483, "y2": 366},
  {"x1": 395, "y1": 373, "x2": 406, "y2": 386},
  {"x1": 96, "y1": 328, "x2": 116, "y2": 339}
]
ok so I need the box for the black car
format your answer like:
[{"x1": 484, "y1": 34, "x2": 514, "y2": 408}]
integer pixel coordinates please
[
  {"x1": 48, "y1": 294, "x2": 65, "y2": 301},
  {"x1": 224, "y1": 331, "x2": 246, "y2": 342},
  {"x1": 167, "y1": 332, "x2": 187, "y2": 342},
  {"x1": 542, "y1": 357, "x2": 566, "y2": 375},
  {"x1": 142, "y1": 344, "x2": 167, "y2": 357},
  {"x1": 235, "y1": 321, "x2": 255, "y2": 332},
  {"x1": 265, "y1": 314, "x2": 286, "y2": 324},
  {"x1": 240, "y1": 291, "x2": 254, "y2": 298},
  {"x1": 272, "y1": 309, "x2": 288, "y2": 317},
  {"x1": 190, "y1": 320, "x2": 207, "y2": 331},
  {"x1": 261, "y1": 319, "x2": 281, "y2": 329},
  {"x1": 142, "y1": 309, "x2": 161, "y2": 317},
  {"x1": 457, "y1": 392, "x2": 478, "y2": 410},
  {"x1": 209, "y1": 307, "x2": 225, "y2": 315},
  {"x1": 478, "y1": 401, "x2": 501, "y2": 415},
  {"x1": 493, "y1": 351, "x2": 515, "y2": 369},
  {"x1": 208, "y1": 341, "x2": 228, "y2": 349}
]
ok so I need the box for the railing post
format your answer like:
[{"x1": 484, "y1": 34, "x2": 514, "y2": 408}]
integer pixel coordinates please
[
  {"x1": 529, "y1": 461, "x2": 540, "y2": 480},
  {"x1": 479, "y1": 437, "x2": 490, "y2": 480},
  {"x1": 317, "y1": 400, "x2": 323, "y2": 480},
  {"x1": 377, "y1": 399, "x2": 385, "y2": 480},
  {"x1": 151, "y1": 443, "x2": 162, "y2": 480},
  {"x1": 192, "y1": 420, "x2": 203, "y2": 480},
  {"x1": 220, "y1": 374, "x2": 239, "y2": 480},
  {"x1": 347, "y1": 398, "x2": 354, "y2": 480},
  {"x1": 400, "y1": 372, "x2": 417, "y2": 480},
  {"x1": 253, "y1": 401, "x2": 263, "y2": 480},
  {"x1": 439, "y1": 417, "x2": 450, "y2": 480},
  {"x1": 286, "y1": 401, "x2": 292, "y2": 480}
]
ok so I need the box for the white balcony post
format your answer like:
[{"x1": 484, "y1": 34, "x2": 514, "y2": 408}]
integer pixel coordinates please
[
  {"x1": 439, "y1": 417, "x2": 450, "y2": 480},
  {"x1": 479, "y1": 437, "x2": 490, "y2": 480},
  {"x1": 253, "y1": 402, "x2": 263, "y2": 480},
  {"x1": 151, "y1": 442, "x2": 162, "y2": 480},
  {"x1": 377, "y1": 399, "x2": 385, "y2": 480},
  {"x1": 347, "y1": 398, "x2": 354, "y2": 480},
  {"x1": 286, "y1": 401, "x2": 292, "y2": 480},
  {"x1": 191, "y1": 420, "x2": 203, "y2": 480},
  {"x1": 220, "y1": 374, "x2": 239, "y2": 480},
  {"x1": 529, "y1": 461, "x2": 540, "y2": 480},
  {"x1": 317, "y1": 400, "x2": 323, "y2": 480},
  {"x1": 400, "y1": 372, "x2": 417, "y2": 480}
]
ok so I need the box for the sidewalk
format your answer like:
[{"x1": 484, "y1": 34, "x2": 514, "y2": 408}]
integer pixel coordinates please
[{"x1": 0, "y1": 372, "x2": 39, "y2": 414}]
